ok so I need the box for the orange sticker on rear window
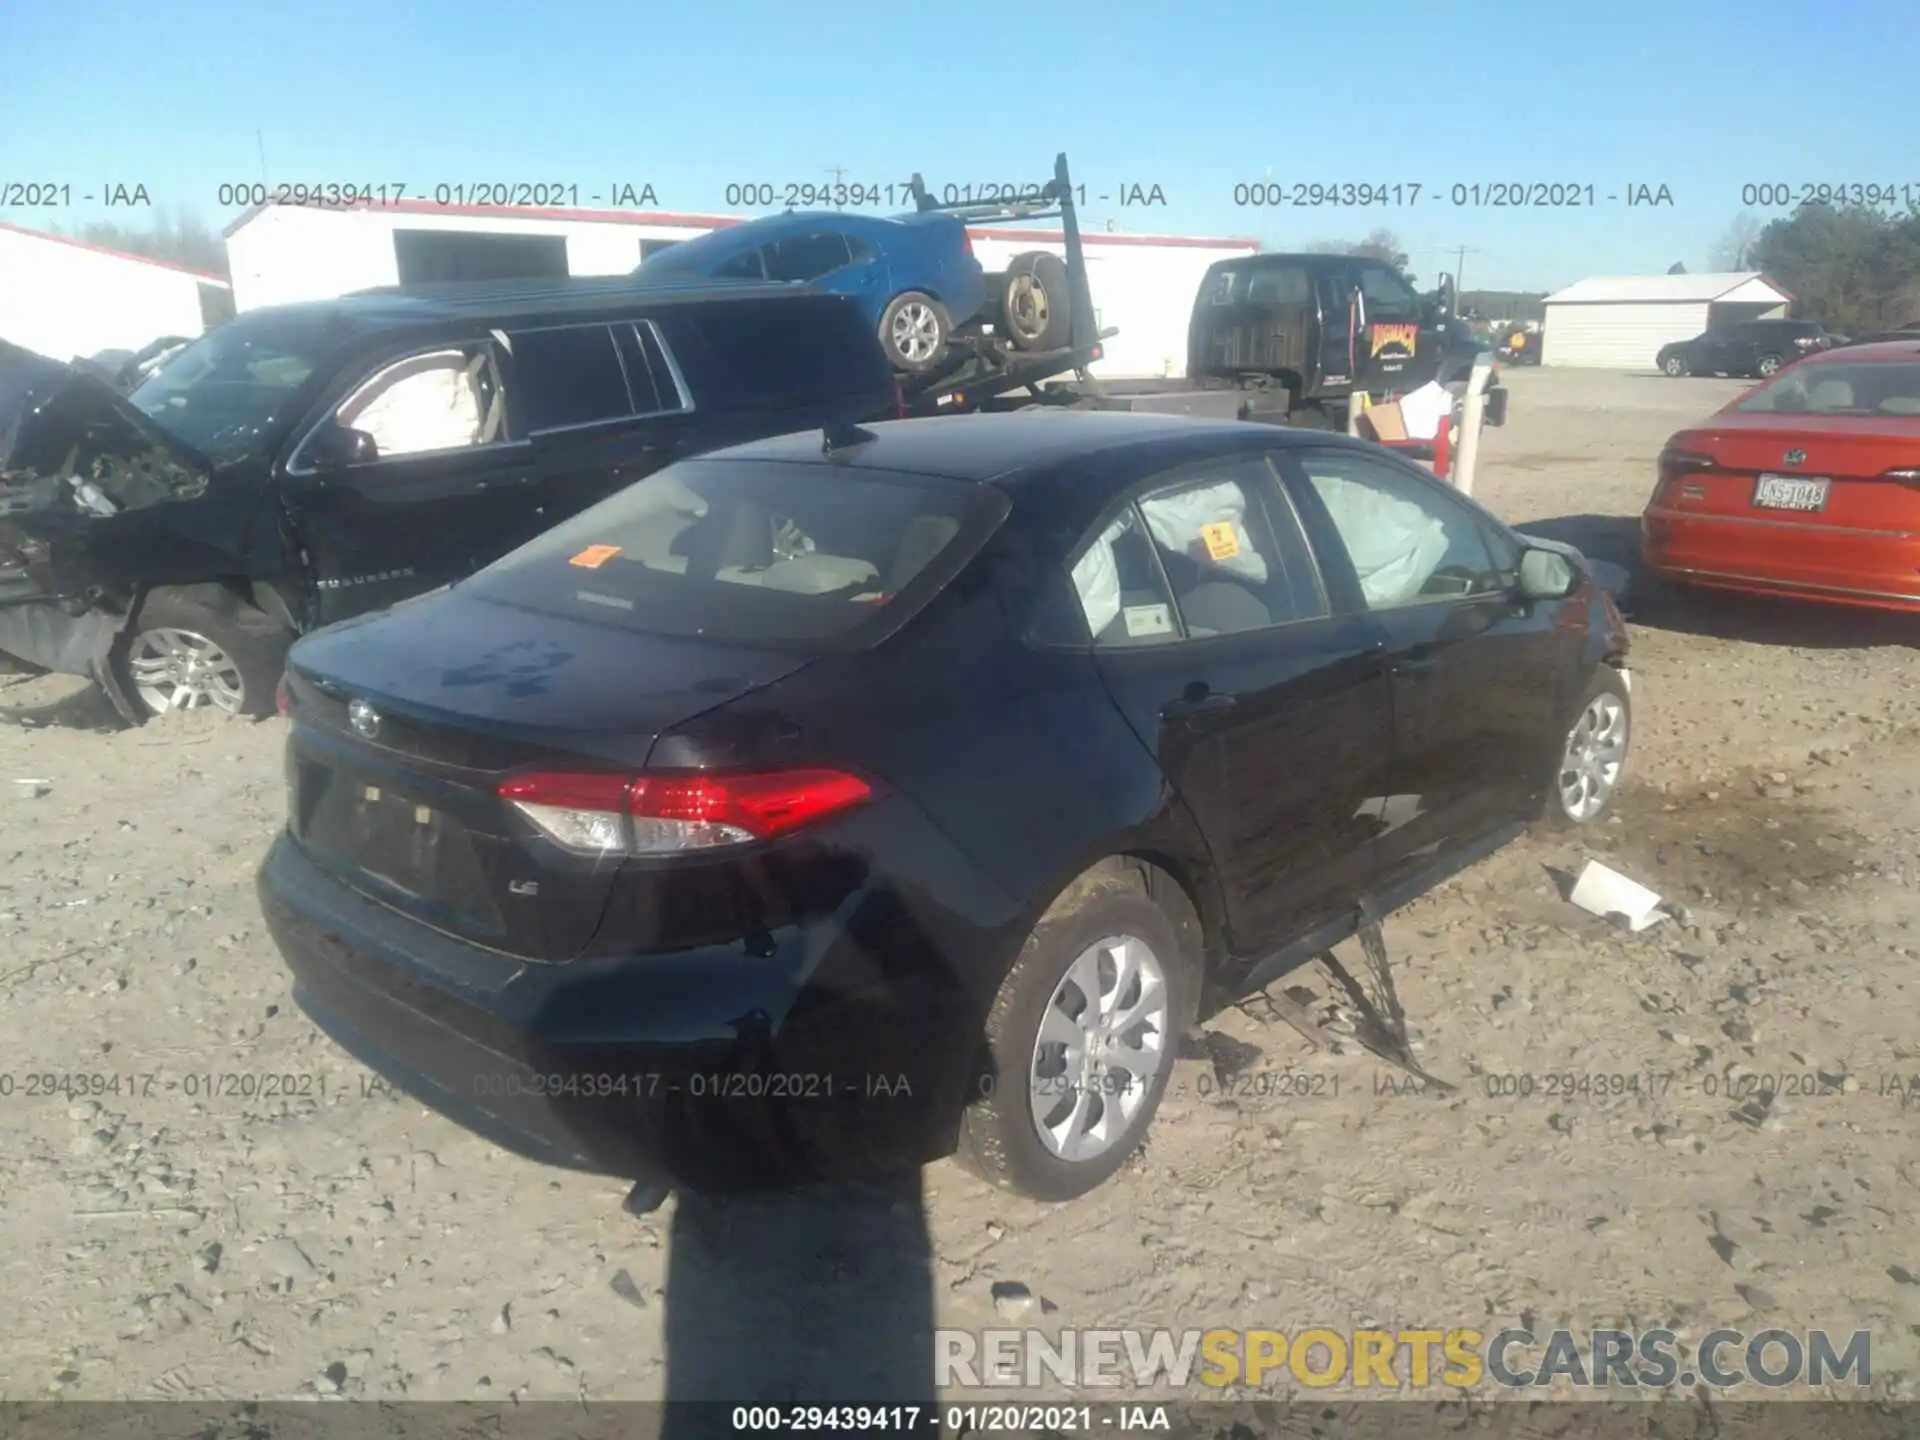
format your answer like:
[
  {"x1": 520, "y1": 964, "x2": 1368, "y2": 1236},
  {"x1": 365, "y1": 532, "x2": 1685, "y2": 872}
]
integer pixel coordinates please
[
  {"x1": 568, "y1": 544, "x2": 623, "y2": 569},
  {"x1": 1200, "y1": 522, "x2": 1241, "y2": 561}
]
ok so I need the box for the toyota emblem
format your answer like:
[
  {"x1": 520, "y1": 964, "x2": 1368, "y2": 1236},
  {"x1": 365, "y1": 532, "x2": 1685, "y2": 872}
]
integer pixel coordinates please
[
  {"x1": 348, "y1": 698, "x2": 381, "y2": 739},
  {"x1": 1782, "y1": 448, "x2": 1806, "y2": 466}
]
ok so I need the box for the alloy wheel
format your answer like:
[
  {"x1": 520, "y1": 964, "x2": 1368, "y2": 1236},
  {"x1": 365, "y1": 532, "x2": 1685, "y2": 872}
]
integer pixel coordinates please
[
  {"x1": 889, "y1": 303, "x2": 941, "y2": 364},
  {"x1": 1028, "y1": 934, "x2": 1170, "y2": 1163},
  {"x1": 1557, "y1": 691, "x2": 1628, "y2": 822},
  {"x1": 125, "y1": 627, "x2": 248, "y2": 714}
]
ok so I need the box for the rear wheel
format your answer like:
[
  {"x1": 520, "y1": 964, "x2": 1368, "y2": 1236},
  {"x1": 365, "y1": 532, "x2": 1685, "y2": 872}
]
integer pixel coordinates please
[
  {"x1": 957, "y1": 862, "x2": 1197, "y2": 1201},
  {"x1": 1001, "y1": 251, "x2": 1072, "y2": 352},
  {"x1": 879, "y1": 292, "x2": 950, "y2": 372},
  {"x1": 1539, "y1": 666, "x2": 1632, "y2": 828},
  {"x1": 116, "y1": 587, "x2": 290, "y2": 720},
  {"x1": 1755, "y1": 353, "x2": 1784, "y2": 378}
]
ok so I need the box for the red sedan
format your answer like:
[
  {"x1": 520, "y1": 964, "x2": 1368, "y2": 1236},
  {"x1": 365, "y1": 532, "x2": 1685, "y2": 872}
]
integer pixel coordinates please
[{"x1": 1641, "y1": 340, "x2": 1920, "y2": 612}]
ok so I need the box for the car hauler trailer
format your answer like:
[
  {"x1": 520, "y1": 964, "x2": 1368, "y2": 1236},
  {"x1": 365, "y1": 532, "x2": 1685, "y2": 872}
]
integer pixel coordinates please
[{"x1": 900, "y1": 155, "x2": 1507, "y2": 490}]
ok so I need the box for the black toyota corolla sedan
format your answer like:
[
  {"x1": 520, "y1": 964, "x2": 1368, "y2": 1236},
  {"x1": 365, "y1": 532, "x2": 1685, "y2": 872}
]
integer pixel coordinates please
[{"x1": 257, "y1": 411, "x2": 1631, "y2": 1202}]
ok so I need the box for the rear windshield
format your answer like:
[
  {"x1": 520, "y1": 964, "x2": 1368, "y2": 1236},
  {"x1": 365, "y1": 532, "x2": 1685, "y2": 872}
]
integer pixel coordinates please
[
  {"x1": 1733, "y1": 362, "x2": 1920, "y2": 417},
  {"x1": 466, "y1": 457, "x2": 1001, "y2": 647}
]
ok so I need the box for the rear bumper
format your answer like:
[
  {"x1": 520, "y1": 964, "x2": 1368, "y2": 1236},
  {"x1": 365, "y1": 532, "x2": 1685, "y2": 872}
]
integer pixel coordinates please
[
  {"x1": 256, "y1": 832, "x2": 982, "y2": 1188},
  {"x1": 1641, "y1": 507, "x2": 1920, "y2": 612}
]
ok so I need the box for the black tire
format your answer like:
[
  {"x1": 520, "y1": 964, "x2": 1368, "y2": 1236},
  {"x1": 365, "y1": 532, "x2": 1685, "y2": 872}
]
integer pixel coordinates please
[
  {"x1": 956, "y1": 861, "x2": 1198, "y2": 1202},
  {"x1": 1537, "y1": 665, "x2": 1632, "y2": 830},
  {"x1": 115, "y1": 585, "x2": 291, "y2": 721},
  {"x1": 1001, "y1": 251, "x2": 1072, "y2": 352},
  {"x1": 1660, "y1": 352, "x2": 1688, "y2": 377},
  {"x1": 878, "y1": 291, "x2": 950, "y2": 373},
  {"x1": 1754, "y1": 353, "x2": 1784, "y2": 378}
]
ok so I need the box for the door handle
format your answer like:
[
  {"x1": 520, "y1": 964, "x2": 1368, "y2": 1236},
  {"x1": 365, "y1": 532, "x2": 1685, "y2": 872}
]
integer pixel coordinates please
[{"x1": 1161, "y1": 690, "x2": 1237, "y2": 720}]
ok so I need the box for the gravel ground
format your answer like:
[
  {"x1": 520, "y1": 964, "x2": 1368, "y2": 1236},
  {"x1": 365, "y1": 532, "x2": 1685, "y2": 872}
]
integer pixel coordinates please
[{"x1": 1, "y1": 366, "x2": 1917, "y2": 1414}]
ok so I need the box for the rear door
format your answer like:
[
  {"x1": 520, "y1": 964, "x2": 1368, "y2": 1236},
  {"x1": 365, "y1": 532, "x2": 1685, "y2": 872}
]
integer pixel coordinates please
[
  {"x1": 280, "y1": 337, "x2": 544, "y2": 626},
  {"x1": 1696, "y1": 323, "x2": 1746, "y2": 375},
  {"x1": 1279, "y1": 445, "x2": 1563, "y2": 881},
  {"x1": 1076, "y1": 453, "x2": 1389, "y2": 952},
  {"x1": 498, "y1": 320, "x2": 686, "y2": 526}
]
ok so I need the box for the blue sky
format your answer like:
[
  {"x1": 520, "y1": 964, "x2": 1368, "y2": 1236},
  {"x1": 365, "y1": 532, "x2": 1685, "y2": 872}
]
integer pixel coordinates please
[{"x1": 2, "y1": 0, "x2": 1913, "y2": 292}]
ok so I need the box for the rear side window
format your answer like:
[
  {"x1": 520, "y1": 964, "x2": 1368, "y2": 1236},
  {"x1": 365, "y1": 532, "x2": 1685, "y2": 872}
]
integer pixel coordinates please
[
  {"x1": 1069, "y1": 457, "x2": 1328, "y2": 645},
  {"x1": 467, "y1": 458, "x2": 1000, "y2": 648},
  {"x1": 768, "y1": 232, "x2": 854, "y2": 282},
  {"x1": 679, "y1": 300, "x2": 890, "y2": 408},
  {"x1": 1246, "y1": 266, "x2": 1310, "y2": 305},
  {"x1": 505, "y1": 325, "x2": 634, "y2": 432}
]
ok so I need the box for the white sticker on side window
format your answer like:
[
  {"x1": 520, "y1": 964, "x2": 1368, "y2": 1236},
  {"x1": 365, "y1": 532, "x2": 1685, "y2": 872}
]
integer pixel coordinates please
[{"x1": 1122, "y1": 604, "x2": 1175, "y2": 638}]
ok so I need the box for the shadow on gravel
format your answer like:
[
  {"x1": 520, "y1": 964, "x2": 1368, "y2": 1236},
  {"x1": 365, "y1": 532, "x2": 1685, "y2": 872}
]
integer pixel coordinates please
[
  {"x1": 660, "y1": 1175, "x2": 936, "y2": 1436},
  {"x1": 1518, "y1": 512, "x2": 1919, "y2": 651}
]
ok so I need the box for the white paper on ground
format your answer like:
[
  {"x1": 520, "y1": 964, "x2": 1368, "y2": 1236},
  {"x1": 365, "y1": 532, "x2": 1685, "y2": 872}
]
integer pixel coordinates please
[{"x1": 1569, "y1": 859, "x2": 1666, "y2": 931}]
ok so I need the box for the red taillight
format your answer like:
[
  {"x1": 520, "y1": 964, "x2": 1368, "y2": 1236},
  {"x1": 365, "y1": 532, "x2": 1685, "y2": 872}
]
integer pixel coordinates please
[
  {"x1": 497, "y1": 768, "x2": 872, "y2": 856},
  {"x1": 275, "y1": 675, "x2": 292, "y2": 717},
  {"x1": 961, "y1": 230, "x2": 974, "y2": 257},
  {"x1": 1656, "y1": 446, "x2": 1716, "y2": 495}
]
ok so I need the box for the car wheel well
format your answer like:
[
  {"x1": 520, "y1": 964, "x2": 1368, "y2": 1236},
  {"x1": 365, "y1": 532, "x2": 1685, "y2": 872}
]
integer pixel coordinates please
[{"x1": 1036, "y1": 852, "x2": 1215, "y2": 977}]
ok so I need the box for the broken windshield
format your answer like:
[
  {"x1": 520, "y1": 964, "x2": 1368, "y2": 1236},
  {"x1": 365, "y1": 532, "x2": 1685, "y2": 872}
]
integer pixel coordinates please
[{"x1": 124, "y1": 322, "x2": 328, "y2": 465}]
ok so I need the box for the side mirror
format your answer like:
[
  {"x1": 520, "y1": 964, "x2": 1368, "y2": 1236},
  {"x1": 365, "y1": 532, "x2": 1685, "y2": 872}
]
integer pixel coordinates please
[
  {"x1": 1518, "y1": 546, "x2": 1580, "y2": 601},
  {"x1": 304, "y1": 423, "x2": 379, "y2": 472},
  {"x1": 1482, "y1": 386, "x2": 1510, "y2": 427}
]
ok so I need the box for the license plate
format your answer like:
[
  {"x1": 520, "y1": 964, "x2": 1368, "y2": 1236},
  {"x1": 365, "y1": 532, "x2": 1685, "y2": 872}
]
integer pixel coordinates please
[{"x1": 1753, "y1": 474, "x2": 1830, "y2": 511}]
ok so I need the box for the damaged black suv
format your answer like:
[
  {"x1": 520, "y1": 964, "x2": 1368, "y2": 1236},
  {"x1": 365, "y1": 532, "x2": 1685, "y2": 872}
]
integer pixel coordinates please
[{"x1": 0, "y1": 281, "x2": 898, "y2": 721}]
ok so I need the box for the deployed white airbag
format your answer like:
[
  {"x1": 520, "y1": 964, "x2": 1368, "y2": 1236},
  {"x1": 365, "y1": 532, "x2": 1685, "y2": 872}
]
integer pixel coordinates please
[
  {"x1": 1070, "y1": 515, "x2": 1127, "y2": 638},
  {"x1": 1139, "y1": 481, "x2": 1269, "y2": 583},
  {"x1": 1310, "y1": 473, "x2": 1450, "y2": 607},
  {"x1": 337, "y1": 350, "x2": 485, "y2": 457}
]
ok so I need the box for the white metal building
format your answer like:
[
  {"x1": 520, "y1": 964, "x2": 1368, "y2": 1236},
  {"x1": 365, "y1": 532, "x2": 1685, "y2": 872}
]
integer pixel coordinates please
[
  {"x1": 0, "y1": 222, "x2": 231, "y2": 362},
  {"x1": 221, "y1": 200, "x2": 1258, "y2": 379},
  {"x1": 1539, "y1": 272, "x2": 1793, "y2": 370}
]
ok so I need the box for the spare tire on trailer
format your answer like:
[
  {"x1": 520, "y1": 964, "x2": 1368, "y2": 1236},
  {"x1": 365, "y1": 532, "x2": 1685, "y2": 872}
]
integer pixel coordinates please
[{"x1": 1001, "y1": 251, "x2": 1072, "y2": 352}]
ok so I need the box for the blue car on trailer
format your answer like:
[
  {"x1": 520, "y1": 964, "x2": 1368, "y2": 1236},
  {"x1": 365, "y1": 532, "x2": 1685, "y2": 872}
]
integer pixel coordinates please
[{"x1": 633, "y1": 208, "x2": 990, "y2": 374}]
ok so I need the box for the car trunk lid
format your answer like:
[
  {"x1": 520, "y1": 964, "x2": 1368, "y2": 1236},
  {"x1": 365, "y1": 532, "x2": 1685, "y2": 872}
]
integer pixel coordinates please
[
  {"x1": 283, "y1": 590, "x2": 816, "y2": 961},
  {"x1": 1660, "y1": 415, "x2": 1920, "y2": 530}
]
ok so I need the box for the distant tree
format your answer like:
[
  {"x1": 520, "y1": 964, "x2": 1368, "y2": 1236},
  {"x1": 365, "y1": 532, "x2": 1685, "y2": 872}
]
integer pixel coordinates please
[
  {"x1": 1708, "y1": 211, "x2": 1765, "y2": 272},
  {"x1": 1667, "y1": 262, "x2": 1688, "y2": 274},
  {"x1": 1744, "y1": 202, "x2": 1920, "y2": 332},
  {"x1": 1298, "y1": 230, "x2": 1412, "y2": 276},
  {"x1": 49, "y1": 208, "x2": 229, "y2": 280}
]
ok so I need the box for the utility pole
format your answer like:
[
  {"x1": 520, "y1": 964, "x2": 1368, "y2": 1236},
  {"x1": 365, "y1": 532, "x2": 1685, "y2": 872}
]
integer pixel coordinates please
[{"x1": 824, "y1": 166, "x2": 847, "y2": 208}]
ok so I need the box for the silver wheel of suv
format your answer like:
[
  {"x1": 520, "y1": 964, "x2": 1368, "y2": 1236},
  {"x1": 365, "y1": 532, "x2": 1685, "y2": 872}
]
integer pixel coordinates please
[
  {"x1": 125, "y1": 626, "x2": 249, "y2": 714},
  {"x1": 1028, "y1": 934, "x2": 1170, "y2": 1163},
  {"x1": 1557, "y1": 690, "x2": 1629, "y2": 822}
]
